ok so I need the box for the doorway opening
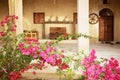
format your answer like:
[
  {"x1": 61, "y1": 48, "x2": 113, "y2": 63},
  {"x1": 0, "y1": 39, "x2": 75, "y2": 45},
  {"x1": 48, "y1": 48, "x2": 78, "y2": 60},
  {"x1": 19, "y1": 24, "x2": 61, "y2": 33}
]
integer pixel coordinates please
[{"x1": 99, "y1": 8, "x2": 114, "y2": 44}]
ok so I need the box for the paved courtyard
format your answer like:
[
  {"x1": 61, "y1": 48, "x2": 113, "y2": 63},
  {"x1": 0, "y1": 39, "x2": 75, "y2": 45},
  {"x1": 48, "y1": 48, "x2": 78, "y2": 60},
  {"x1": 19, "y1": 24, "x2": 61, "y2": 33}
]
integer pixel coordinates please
[{"x1": 56, "y1": 41, "x2": 120, "y2": 61}]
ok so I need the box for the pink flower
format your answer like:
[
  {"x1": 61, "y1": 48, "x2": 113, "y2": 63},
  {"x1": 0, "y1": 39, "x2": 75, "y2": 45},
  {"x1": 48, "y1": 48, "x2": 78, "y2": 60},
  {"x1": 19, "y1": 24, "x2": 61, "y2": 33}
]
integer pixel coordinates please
[
  {"x1": 59, "y1": 63, "x2": 69, "y2": 70},
  {"x1": 61, "y1": 50, "x2": 64, "y2": 53},
  {"x1": 40, "y1": 51, "x2": 47, "y2": 59},
  {"x1": 9, "y1": 71, "x2": 21, "y2": 80},
  {"x1": 46, "y1": 56, "x2": 55, "y2": 65},
  {"x1": 19, "y1": 43, "x2": 24, "y2": 48},
  {"x1": 32, "y1": 71, "x2": 36, "y2": 75},
  {"x1": 4, "y1": 15, "x2": 9, "y2": 23},
  {"x1": 0, "y1": 21, "x2": 5, "y2": 27},
  {"x1": 54, "y1": 58, "x2": 62, "y2": 66},
  {"x1": 0, "y1": 32, "x2": 5, "y2": 36},
  {"x1": 12, "y1": 15, "x2": 18, "y2": 19},
  {"x1": 32, "y1": 46, "x2": 39, "y2": 53},
  {"x1": 5, "y1": 15, "x2": 9, "y2": 20},
  {"x1": 109, "y1": 57, "x2": 119, "y2": 68},
  {"x1": 46, "y1": 46, "x2": 52, "y2": 53},
  {"x1": 90, "y1": 49, "x2": 96, "y2": 59},
  {"x1": 116, "y1": 68, "x2": 120, "y2": 74},
  {"x1": 33, "y1": 54, "x2": 38, "y2": 58},
  {"x1": 11, "y1": 24, "x2": 17, "y2": 32},
  {"x1": 22, "y1": 49, "x2": 30, "y2": 55},
  {"x1": 48, "y1": 41, "x2": 53, "y2": 45},
  {"x1": 15, "y1": 16, "x2": 18, "y2": 19}
]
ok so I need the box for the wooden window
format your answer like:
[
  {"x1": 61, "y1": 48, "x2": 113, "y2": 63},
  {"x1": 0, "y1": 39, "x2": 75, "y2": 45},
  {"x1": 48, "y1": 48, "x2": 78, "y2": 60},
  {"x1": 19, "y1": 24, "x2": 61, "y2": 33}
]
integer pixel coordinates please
[
  {"x1": 34, "y1": 12, "x2": 45, "y2": 24},
  {"x1": 73, "y1": 13, "x2": 77, "y2": 24}
]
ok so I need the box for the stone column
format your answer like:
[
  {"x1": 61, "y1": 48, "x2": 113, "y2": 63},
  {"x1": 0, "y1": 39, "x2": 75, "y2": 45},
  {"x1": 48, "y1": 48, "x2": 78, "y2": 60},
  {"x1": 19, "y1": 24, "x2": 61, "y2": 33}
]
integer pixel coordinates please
[
  {"x1": 8, "y1": 0, "x2": 15, "y2": 15},
  {"x1": 77, "y1": 0, "x2": 89, "y2": 53},
  {"x1": 8, "y1": 0, "x2": 23, "y2": 34}
]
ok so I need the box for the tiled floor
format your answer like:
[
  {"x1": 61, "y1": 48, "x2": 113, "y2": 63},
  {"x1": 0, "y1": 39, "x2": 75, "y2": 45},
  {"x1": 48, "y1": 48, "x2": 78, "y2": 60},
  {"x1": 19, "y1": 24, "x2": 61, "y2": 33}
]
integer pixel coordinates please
[
  {"x1": 90, "y1": 42, "x2": 120, "y2": 61},
  {"x1": 55, "y1": 41, "x2": 120, "y2": 61}
]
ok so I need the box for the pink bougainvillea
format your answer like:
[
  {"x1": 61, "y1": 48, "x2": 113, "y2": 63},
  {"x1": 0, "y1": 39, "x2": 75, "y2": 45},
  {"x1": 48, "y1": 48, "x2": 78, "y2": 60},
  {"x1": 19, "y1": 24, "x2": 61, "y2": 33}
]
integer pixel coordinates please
[
  {"x1": 19, "y1": 41, "x2": 69, "y2": 71},
  {"x1": 1, "y1": 15, "x2": 120, "y2": 80},
  {"x1": 19, "y1": 43, "x2": 40, "y2": 57},
  {"x1": 81, "y1": 49, "x2": 120, "y2": 80},
  {"x1": 9, "y1": 71, "x2": 21, "y2": 80}
]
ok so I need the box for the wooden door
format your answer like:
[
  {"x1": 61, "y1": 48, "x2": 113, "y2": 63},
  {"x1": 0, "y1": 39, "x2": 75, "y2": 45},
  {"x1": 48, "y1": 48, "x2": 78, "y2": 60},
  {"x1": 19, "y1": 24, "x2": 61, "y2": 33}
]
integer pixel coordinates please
[
  {"x1": 99, "y1": 17, "x2": 105, "y2": 41},
  {"x1": 99, "y1": 16, "x2": 114, "y2": 42}
]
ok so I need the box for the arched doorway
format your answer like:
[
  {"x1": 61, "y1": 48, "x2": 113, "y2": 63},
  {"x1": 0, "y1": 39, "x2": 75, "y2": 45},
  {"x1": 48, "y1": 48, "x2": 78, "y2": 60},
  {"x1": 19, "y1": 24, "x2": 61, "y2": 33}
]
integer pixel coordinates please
[{"x1": 99, "y1": 8, "x2": 114, "y2": 43}]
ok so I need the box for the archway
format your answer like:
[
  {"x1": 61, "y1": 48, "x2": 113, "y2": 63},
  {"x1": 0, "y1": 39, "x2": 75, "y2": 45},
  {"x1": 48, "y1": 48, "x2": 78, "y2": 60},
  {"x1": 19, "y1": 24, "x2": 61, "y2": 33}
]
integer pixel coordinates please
[{"x1": 99, "y1": 8, "x2": 114, "y2": 43}]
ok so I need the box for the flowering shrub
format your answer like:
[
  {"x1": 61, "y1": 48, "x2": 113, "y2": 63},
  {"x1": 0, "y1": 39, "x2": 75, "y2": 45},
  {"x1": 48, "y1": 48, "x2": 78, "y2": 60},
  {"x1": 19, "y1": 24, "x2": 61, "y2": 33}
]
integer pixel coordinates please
[
  {"x1": 0, "y1": 15, "x2": 120, "y2": 80},
  {"x1": 0, "y1": 15, "x2": 34, "y2": 80},
  {"x1": 80, "y1": 49, "x2": 120, "y2": 80},
  {"x1": 0, "y1": 15, "x2": 78, "y2": 80},
  {"x1": 0, "y1": 15, "x2": 67, "y2": 80},
  {"x1": 19, "y1": 41, "x2": 69, "y2": 70}
]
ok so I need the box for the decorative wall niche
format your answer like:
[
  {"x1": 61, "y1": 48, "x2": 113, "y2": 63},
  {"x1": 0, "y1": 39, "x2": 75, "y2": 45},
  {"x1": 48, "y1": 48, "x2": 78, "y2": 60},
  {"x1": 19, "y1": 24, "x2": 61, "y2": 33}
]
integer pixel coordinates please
[
  {"x1": 33, "y1": 12, "x2": 45, "y2": 24},
  {"x1": 73, "y1": 12, "x2": 77, "y2": 24},
  {"x1": 49, "y1": 27, "x2": 66, "y2": 39}
]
